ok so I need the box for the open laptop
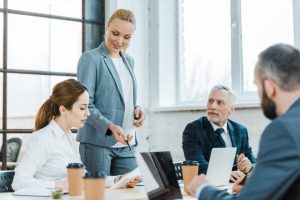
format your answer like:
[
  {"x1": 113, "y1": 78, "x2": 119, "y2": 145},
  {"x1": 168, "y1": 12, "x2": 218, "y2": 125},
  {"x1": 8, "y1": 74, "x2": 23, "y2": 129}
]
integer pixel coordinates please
[
  {"x1": 136, "y1": 151, "x2": 182, "y2": 200},
  {"x1": 206, "y1": 147, "x2": 237, "y2": 186}
]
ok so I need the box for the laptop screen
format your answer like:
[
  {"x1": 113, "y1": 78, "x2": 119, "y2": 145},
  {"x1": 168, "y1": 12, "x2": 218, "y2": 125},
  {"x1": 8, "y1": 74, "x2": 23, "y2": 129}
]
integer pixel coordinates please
[
  {"x1": 136, "y1": 151, "x2": 182, "y2": 200},
  {"x1": 206, "y1": 147, "x2": 237, "y2": 186}
]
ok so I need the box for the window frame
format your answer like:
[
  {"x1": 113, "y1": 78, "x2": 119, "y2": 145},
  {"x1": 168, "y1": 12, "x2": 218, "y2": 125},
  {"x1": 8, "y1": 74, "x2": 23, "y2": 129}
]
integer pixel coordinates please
[
  {"x1": 0, "y1": 0, "x2": 105, "y2": 169},
  {"x1": 176, "y1": 0, "x2": 300, "y2": 107}
]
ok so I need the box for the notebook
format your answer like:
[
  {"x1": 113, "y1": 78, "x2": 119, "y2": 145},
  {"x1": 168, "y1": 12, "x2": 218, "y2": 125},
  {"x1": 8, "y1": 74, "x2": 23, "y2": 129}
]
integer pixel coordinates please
[
  {"x1": 206, "y1": 147, "x2": 237, "y2": 186},
  {"x1": 136, "y1": 151, "x2": 182, "y2": 200}
]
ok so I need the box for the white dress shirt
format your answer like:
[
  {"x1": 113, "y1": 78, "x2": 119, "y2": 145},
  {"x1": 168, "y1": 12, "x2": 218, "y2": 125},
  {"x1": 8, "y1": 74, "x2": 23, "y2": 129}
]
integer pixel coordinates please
[
  {"x1": 12, "y1": 120, "x2": 82, "y2": 190},
  {"x1": 111, "y1": 57, "x2": 136, "y2": 147},
  {"x1": 12, "y1": 120, "x2": 117, "y2": 190}
]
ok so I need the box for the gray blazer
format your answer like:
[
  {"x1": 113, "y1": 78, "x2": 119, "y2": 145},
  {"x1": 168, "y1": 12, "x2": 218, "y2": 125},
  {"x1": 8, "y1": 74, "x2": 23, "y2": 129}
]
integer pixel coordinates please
[
  {"x1": 198, "y1": 98, "x2": 300, "y2": 200},
  {"x1": 76, "y1": 42, "x2": 137, "y2": 147}
]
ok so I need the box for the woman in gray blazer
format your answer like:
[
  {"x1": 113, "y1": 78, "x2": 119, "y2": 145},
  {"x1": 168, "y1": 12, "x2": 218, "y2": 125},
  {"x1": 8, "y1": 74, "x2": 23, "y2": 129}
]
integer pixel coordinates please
[{"x1": 76, "y1": 9, "x2": 145, "y2": 176}]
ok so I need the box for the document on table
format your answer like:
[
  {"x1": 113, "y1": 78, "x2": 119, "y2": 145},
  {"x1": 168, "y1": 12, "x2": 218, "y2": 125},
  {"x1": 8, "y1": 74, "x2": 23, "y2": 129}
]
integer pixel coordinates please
[{"x1": 14, "y1": 187, "x2": 67, "y2": 197}]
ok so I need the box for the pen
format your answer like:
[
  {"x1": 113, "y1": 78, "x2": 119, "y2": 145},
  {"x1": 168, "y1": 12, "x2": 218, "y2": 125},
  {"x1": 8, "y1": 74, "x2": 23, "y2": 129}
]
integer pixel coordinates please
[{"x1": 125, "y1": 140, "x2": 132, "y2": 151}]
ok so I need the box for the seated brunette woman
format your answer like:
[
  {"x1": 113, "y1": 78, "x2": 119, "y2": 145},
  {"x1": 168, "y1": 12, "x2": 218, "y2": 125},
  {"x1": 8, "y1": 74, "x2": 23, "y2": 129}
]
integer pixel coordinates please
[{"x1": 12, "y1": 79, "x2": 139, "y2": 191}]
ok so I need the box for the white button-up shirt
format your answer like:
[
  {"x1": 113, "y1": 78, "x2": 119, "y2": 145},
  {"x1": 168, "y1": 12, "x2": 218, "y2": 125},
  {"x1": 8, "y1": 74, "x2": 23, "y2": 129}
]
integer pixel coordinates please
[
  {"x1": 111, "y1": 57, "x2": 136, "y2": 148},
  {"x1": 12, "y1": 120, "x2": 82, "y2": 190}
]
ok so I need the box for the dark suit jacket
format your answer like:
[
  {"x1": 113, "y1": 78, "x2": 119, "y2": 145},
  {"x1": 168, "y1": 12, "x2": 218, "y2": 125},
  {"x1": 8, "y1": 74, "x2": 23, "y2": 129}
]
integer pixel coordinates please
[
  {"x1": 199, "y1": 98, "x2": 300, "y2": 200},
  {"x1": 182, "y1": 116, "x2": 256, "y2": 174}
]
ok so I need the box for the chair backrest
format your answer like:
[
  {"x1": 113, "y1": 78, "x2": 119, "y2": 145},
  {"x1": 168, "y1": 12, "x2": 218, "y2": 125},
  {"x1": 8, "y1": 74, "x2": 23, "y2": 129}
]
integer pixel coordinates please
[
  {"x1": 173, "y1": 162, "x2": 183, "y2": 180},
  {"x1": 0, "y1": 137, "x2": 22, "y2": 162},
  {"x1": 0, "y1": 170, "x2": 15, "y2": 192}
]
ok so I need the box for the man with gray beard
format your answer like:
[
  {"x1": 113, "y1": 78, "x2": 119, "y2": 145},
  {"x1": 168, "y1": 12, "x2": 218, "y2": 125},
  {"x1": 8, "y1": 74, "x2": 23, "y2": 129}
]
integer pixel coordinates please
[{"x1": 182, "y1": 85, "x2": 256, "y2": 182}]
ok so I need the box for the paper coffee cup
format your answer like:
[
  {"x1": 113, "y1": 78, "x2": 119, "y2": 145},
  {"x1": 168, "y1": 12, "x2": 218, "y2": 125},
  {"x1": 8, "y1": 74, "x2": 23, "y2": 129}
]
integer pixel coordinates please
[
  {"x1": 83, "y1": 172, "x2": 106, "y2": 200},
  {"x1": 182, "y1": 160, "x2": 199, "y2": 192},
  {"x1": 66, "y1": 163, "x2": 84, "y2": 196}
]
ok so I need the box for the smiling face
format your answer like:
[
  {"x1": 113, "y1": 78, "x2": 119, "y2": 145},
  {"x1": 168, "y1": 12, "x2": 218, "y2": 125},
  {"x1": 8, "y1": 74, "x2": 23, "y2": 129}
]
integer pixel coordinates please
[
  {"x1": 105, "y1": 18, "x2": 135, "y2": 57},
  {"x1": 64, "y1": 91, "x2": 90, "y2": 129},
  {"x1": 206, "y1": 89, "x2": 234, "y2": 126}
]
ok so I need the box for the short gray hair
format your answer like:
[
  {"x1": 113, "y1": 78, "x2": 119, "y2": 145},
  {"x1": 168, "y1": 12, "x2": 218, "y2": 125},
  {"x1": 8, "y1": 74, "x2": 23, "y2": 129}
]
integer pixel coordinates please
[
  {"x1": 256, "y1": 43, "x2": 300, "y2": 91},
  {"x1": 211, "y1": 85, "x2": 236, "y2": 104}
]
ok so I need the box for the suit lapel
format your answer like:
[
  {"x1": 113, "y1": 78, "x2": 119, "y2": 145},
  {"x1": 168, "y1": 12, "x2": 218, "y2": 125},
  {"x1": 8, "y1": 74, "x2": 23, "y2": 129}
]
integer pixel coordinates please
[
  {"x1": 99, "y1": 44, "x2": 124, "y2": 103},
  {"x1": 104, "y1": 57, "x2": 124, "y2": 102},
  {"x1": 227, "y1": 121, "x2": 238, "y2": 149},
  {"x1": 203, "y1": 117, "x2": 223, "y2": 148}
]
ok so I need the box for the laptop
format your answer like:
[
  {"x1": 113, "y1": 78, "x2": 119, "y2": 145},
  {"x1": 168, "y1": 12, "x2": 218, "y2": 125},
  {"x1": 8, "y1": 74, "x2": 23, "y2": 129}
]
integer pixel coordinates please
[
  {"x1": 206, "y1": 147, "x2": 237, "y2": 186},
  {"x1": 136, "y1": 151, "x2": 182, "y2": 200}
]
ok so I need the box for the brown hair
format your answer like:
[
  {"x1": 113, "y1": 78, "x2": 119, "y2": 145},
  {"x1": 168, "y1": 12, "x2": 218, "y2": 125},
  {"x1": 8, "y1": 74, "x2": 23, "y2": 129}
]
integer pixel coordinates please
[
  {"x1": 107, "y1": 9, "x2": 136, "y2": 28},
  {"x1": 35, "y1": 79, "x2": 87, "y2": 131}
]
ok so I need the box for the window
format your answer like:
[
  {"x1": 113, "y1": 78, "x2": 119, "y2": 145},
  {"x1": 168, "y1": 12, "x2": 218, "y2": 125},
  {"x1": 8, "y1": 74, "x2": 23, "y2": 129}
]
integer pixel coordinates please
[
  {"x1": 179, "y1": 0, "x2": 299, "y2": 105},
  {"x1": 0, "y1": 0, "x2": 105, "y2": 169},
  {"x1": 8, "y1": 14, "x2": 82, "y2": 73},
  {"x1": 179, "y1": 0, "x2": 231, "y2": 104},
  {"x1": 241, "y1": 0, "x2": 294, "y2": 92},
  {"x1": 8, "y1": 0, "x2": 81, "y2": 18},
  {"x1": 7, "y1": 74, "x2": 72, "y2": 129},
  {"x1": 0, "y1": 14, "x2": 2, "y2": 68}
]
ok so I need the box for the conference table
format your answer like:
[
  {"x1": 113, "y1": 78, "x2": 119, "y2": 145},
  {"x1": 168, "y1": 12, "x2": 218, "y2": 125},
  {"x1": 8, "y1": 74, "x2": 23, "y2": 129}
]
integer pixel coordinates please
[{"x1": 0, "y1": 186, "x2": 197, "y2": 200}]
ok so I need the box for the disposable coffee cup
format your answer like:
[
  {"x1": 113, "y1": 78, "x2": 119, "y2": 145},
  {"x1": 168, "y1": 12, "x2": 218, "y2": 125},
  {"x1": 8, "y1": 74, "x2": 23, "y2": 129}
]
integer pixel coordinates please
[
  {"x1": 182, "y1": 160, "x2": 199, "y2": 192},
  {"x1": 66, "y1": 163, "x2": 85, "y2": 196},
  {"x1": 83, "y1": 172, "x2": 106, "y2": 200}
]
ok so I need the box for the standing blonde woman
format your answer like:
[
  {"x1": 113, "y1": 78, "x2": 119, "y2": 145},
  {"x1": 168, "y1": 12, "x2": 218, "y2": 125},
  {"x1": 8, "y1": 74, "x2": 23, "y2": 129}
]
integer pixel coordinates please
[{"x1": 77, "y1": 9, "x2": 145, "y2": 175}]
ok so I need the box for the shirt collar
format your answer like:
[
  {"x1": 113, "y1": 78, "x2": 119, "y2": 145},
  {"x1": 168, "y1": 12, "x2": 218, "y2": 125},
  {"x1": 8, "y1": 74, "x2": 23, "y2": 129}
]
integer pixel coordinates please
[
  {"x1": 49, "y1": 119, "x2": 72, "y2": 138},
  {"x1": 210, "y1": 120, "x2": 228, "y2": 132}
]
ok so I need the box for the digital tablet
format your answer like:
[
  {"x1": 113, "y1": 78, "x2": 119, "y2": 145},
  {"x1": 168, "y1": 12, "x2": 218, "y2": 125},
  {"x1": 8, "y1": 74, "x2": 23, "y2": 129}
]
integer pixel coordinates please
[{"x1": 110, "y1": 167, "x2": 140, "y2": 189}]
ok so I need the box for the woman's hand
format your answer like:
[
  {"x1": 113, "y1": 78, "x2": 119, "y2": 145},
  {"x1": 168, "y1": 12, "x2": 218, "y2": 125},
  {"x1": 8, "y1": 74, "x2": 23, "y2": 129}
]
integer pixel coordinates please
[
  {"x1": 133, "y1": 107, "x2": 145, "y2": 127},
  {"x1": 108, "y1": 124, "x2": 132, "y2": 145},
  {"x1": 125, "y1": 176, "x2": 141, "y2": 188}
]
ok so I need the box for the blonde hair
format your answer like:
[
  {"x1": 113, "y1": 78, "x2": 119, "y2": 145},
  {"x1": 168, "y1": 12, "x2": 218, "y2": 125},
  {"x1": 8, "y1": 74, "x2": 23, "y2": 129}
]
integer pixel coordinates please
[{"x1": 107, "y1": 9, "x2": 136, "y2": 28}]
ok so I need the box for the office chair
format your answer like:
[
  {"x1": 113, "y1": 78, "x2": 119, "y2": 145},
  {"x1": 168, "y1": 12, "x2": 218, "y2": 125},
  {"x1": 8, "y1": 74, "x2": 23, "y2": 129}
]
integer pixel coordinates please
[
  {"x1": 173, "y1": 162, "x2": 183, "y2": 180},
  {"x1": 0, "y1": 137, "x2": 22, "y2": 169},
  {"x1": 0, "y1": 170, "x2": 15, "y2": 192}
]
